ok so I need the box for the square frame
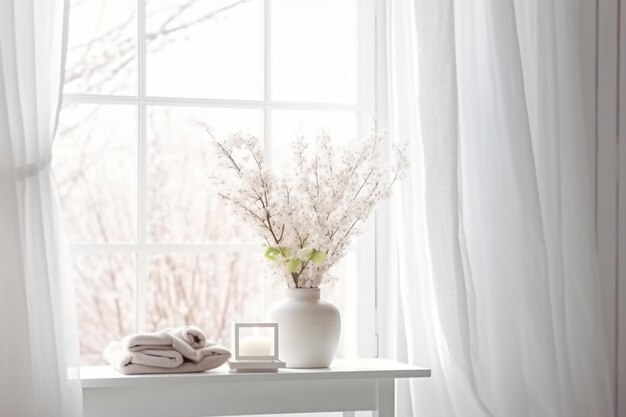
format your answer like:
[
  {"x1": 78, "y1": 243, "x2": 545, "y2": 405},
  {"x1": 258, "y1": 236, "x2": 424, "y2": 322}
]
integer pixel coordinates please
[{"x1": 233, "y1": 322, "x2": 279, "y2": 361}]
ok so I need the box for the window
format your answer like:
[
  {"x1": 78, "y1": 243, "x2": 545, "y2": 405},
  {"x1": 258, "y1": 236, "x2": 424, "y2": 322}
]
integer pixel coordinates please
[{"x1": 54, "y1": 0, "x2": 376, "y2": 365}]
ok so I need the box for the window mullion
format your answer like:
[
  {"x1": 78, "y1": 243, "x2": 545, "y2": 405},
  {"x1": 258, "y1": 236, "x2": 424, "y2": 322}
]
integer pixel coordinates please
[
  {"x1": 63, "y1": 93, "x2": 356, "y2": 112},
  {"x1": 264, "y1": 0, "x2": 272, "y2": 163},
  {"x1": 261, "y1": 0, "x2": 272, "y2": 319},
  {"x1": 69, "y1": 243, "x2": 262, "y2": 253},
  {"x1": 137, "y1": 0, "x2": 148, "y2": 334},
  {"x1": 356, "y1": 0, "x2": 379, "y2": 358}
]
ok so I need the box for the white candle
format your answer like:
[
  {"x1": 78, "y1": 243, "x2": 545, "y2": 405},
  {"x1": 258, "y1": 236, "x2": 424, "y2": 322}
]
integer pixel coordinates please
[{"x1": 239, "y1": 335, "x2": 272, "y2": 357}]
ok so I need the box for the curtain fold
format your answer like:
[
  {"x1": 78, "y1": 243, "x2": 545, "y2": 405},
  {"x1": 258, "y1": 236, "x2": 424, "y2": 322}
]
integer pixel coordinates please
[
  {"x1": 384, "y1": 1, "x2": 615, "y2": 416},
  {"x1": 0, "y1": 0, "x2": 82, "y2": 416}
]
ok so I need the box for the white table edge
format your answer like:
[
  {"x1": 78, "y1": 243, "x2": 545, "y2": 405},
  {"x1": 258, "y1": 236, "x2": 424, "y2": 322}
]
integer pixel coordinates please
[{"x1": 81, "y1": 358, "x2": 431, "y2": 388}]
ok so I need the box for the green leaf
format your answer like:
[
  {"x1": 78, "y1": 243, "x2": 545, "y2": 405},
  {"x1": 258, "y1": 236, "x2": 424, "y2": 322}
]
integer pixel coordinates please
[
  {"x1": 263, "y1": 246, "x2": 281, "y2": 262},
  {"x1": 285, "y1": 259, "x2": 302, "y2": 274},
  {"x1": 278, "y1": 246, "x2": 292, "y2": 258},
  {"x1": 309, "y1": 250, "x2": 327, "y2": 265}
]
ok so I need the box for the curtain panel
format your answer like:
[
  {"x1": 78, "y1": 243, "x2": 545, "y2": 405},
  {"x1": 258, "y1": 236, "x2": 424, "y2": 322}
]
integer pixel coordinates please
[
  {"x1": 383, "y1": 1, "x2": 615, "y2": 416},
  {"x1": 0, "y1": 0, "x2": 82, "y2": 416}
]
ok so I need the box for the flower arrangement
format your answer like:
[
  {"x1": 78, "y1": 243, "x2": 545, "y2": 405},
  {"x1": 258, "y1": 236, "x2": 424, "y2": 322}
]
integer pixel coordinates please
[{"x1": 205, "y1": 130, "x2": 407, "y2": 288}]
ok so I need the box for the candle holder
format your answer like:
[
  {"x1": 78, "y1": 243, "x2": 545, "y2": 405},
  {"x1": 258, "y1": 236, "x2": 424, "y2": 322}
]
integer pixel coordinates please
[{"x1": 228, "y1": 322, "x2": 286, "y2": 373}]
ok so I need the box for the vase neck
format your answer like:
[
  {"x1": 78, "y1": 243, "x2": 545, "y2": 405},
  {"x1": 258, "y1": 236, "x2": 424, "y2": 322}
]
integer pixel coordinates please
[{"x1": 286, "y1": 287, "x2": 320, "y2": 300}]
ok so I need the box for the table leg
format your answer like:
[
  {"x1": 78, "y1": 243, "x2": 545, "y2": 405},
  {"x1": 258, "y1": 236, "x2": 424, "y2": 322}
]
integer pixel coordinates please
[{"x1": 374, "y1": 379, "x2": 395, "y2": 417}]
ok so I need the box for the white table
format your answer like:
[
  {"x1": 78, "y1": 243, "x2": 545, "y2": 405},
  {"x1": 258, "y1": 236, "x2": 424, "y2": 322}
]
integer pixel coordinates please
[{"x1": 81, "y1": 358, "x2": 430, "y2": 417}]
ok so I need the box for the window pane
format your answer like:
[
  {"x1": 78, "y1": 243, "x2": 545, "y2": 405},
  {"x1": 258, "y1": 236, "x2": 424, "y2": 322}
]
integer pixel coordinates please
[
  {"x1": 146, "y1": 0, "x2": 264, "y2": 100},
  {"x1": 53, "y1": 104, "x2": 137, "y2": 243},
  {"x1": 272, "y1": 0, "x2": 357, "y2": 104},
  {"x1": 325, "y1": 252, "x2": 358, "y2": 359},
  {"x1": 65, "y1": 0, "x2": 137, "y2": 95},
  {"x1": 271, "y1": 109, "x2": 357, "y2": 167},
  {"x1": 146, "y1": 253, "x2": 262, "y2": 345},
  {"x1": 146, "y1": 106, "x2": 263, "y2": 243},
  {"x1": 73, "y1": 254, "x2": 136, "y2": 365}
]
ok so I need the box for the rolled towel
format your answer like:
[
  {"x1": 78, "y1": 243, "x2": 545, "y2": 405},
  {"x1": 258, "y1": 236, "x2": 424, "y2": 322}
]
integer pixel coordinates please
[
  {"x1": 168, "y1": 325, "x2": 207, "y2": 349},
  {"x1": 121, "y1": 330, "x2": 172, "y2": 351},
  {"x1": 121, "y1": 326, "x2": 208, "y2": 351}
]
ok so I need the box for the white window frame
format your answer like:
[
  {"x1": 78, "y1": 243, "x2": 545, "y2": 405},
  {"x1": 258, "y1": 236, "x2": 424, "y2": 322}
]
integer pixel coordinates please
[{"x1": 62, "y1": 0, "x2": 378, "y2": 356}]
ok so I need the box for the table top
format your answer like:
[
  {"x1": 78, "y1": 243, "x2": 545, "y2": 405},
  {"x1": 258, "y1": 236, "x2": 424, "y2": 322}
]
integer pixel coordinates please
[{"x1": 81, "y1": 358, "x2": 431, "y2": 388}]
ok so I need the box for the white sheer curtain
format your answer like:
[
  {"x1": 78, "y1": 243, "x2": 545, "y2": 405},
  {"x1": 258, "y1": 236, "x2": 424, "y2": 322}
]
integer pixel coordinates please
[
  {"x1": 0, "y1": 0, "x2": 82, "y2": 416},
  {"x1": 382, "y1": 1, "x2": 615, "y2": 416}
]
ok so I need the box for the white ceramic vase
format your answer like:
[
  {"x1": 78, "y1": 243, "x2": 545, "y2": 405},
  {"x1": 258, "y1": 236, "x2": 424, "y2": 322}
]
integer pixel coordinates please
[{"x1": 268, "y1": 287, "x2": 340, "y2": 368}]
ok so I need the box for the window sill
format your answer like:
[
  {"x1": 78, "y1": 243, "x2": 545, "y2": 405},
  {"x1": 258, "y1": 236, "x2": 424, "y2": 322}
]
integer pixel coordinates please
[{"x1": 80, "y1": 358, "x2": 429, "y2": 388}]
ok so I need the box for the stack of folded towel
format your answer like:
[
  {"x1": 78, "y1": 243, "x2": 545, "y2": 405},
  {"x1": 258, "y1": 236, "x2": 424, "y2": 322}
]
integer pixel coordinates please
[{"x1": 103, "y1": 326, "x2": 231, "y2": 375}]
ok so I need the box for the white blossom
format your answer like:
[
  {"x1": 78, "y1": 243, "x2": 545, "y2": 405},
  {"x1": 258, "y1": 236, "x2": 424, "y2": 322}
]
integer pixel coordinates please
[{"x1": 205, "y1": 128, "x2": 408, "y2": 288}]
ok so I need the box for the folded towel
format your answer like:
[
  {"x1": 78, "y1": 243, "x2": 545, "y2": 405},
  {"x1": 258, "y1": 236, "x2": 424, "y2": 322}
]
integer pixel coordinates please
[
  {"x1": 104, "y1": 342, "x2": 230, "y2": 375},
  {"x1": 104, "y1": 343, "x2": 184, "y2": 369},
  {"x1": 121, "y1": 327, "x2": 222, "y2": 362},
  {"x1": 105, "y1": 326, "x2": 231, "y2": 375}
]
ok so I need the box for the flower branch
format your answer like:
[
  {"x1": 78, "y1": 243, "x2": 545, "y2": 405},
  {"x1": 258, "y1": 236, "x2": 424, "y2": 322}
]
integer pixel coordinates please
[{"x1": 205, "y1": 130, "x2": 407, "y2": 288}]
